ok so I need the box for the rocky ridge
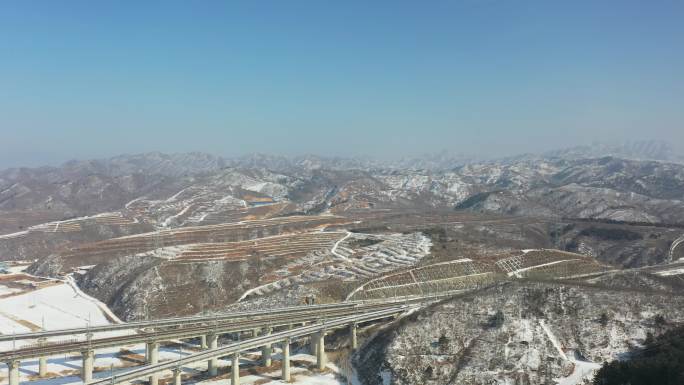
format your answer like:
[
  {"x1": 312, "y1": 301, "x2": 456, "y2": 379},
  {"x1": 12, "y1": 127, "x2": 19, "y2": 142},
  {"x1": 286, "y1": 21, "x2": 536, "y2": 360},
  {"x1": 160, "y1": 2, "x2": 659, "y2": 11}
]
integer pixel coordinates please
[{"x1": 354, "y1": 279, "x2": 684, "y2": 385}]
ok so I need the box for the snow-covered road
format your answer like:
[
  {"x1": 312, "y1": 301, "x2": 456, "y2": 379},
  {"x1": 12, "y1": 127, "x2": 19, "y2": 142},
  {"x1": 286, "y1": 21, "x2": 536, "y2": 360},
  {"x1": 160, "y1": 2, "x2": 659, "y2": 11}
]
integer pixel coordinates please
[
  {"x1": 540, "y1": 319, "x2": 600, "y2": 385},
  {"x1": 330, "y1": 231, "x2": 352, "y2": 261}
]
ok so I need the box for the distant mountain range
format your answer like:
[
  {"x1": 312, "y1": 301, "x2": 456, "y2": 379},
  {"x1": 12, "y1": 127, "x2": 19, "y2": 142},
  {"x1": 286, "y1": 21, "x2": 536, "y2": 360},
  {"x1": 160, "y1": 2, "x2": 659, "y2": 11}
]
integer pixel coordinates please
[
  {"x1": 1, "y1": 140, "x2": 684, "y2": 238},
  {"x1": 3, "y1": 140, "x2": 682, "y2": 176},
  {"x1": 541, "y1": 140, "x2": 684, "y2": 164}
]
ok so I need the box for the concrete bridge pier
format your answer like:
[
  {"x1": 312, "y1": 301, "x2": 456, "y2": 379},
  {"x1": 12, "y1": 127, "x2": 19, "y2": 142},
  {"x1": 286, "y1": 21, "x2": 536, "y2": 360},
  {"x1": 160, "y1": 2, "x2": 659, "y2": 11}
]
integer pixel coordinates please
[
  {"x1": 38, "y1": 356, "x2": 47, "y2": 377},
  {"x1": 261, "y1": 327, "x2": 272, "y2": 367},
  {"x1": 146, "y1": 342, "x2": 159, "y2": 385},
  {"x1": 37, "y1": 338, "x2": 47, "y2": 377},
  {"x1": 316, "y1": 331, "x2": 327, "y2": 370},
  {"x1": 6, "y1": 360, "x2": 20, "y2": 385},
  {"x1": 172, "y1": 368, "x2": 182, "y2": 385},
  {"x1": 200, "y1": 335, "x2": 207, "y2": 349},
  {"x1": 81, "y1": 349, "x2": 94, "y2": 383},
  {"x1": 350, "y1": 323, "x2": 358, "y2": 350},
  {"x1": 309, "y1": 326, "x2": 317, "y2": 356},
  {"x1": 282, "y1": 338, "x2": 291, "y2": 382},
  {"x1": 231, "y1": 352, "x2": 240, "y2": 385},
  {"x1": 207, "y1": 334, "x2": 218, "y2": 376}
]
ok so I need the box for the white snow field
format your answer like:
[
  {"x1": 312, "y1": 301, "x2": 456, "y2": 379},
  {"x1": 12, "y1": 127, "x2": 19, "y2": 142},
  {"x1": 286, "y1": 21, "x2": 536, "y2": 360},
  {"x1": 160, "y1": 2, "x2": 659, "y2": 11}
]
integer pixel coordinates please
[
  {"x1": 0, "y1": 285, "x2": 22, "y2": 296},
  {"x1": 654, "y1": 267, "x2": 684, "y2": 276},
  {"x1": 0, "y1": 277, "x2": 134, "y2": 383},
  {"x1": 0, "y1": 283, "x2": 111, "y2": 336}
]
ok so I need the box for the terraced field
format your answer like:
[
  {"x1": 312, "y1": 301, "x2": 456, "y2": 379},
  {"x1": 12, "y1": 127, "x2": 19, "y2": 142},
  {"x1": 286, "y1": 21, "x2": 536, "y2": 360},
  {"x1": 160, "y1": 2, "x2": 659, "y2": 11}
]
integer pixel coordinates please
[
  {"x1": 495, "y1": 249, "x2": 610, "y2": 278},
  {"x1": 175, "y1": 231, "x2": 346, "y2": 262},
  {"x1": 346, "y1": 249, "x2": 611, "y2": 300},
  {"x1": 124, "y1": 182, "x2": 294, "y2": 228},
  {"x1": 31, "y1": 215, "x2": 351, "y2": 274},
  {"x1": 347, "y1": 259, "x2": 496, "y2": 300},
  {"x1": 238, "y1": 232, "x2": 433, "y2": 300},
  {"x1": 0, "y1": 213, "x2": 138, "y2": 240}
]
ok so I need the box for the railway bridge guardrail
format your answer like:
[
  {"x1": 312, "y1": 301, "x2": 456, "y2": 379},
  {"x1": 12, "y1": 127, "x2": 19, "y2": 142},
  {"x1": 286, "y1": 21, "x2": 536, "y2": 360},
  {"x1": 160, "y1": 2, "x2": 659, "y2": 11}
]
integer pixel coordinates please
[
  {"x1": 87, "y1": 306, "x2": 407, "y2": 385},
  {"x1": 0, "y1": 302, "x2": 362, "y2": 343}
]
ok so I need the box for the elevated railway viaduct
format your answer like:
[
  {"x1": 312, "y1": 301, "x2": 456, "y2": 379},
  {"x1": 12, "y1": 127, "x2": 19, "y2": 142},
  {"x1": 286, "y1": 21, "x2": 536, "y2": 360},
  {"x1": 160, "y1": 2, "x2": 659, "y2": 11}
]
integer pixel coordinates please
[{"x1": 1, "y1": 297, "x2": 441, "y2": 385}]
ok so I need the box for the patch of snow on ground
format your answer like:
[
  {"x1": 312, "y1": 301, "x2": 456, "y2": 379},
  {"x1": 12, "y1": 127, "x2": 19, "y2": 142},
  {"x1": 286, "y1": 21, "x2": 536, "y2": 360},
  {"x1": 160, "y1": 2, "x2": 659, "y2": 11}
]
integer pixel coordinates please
[
  {"x1": 0, "y1": 230, "x2": 28, "y2": 239},
  {"x1": 540, "y1": 321, "x2": 600, "y2": 385},
  {"x1": 0, "y1": 285, "x2": 22, "y2": 296},
  {"x1": 7, "y1": 264, "x2": 31, "y2": 274},
  {"x1": 161, "y1": 205, "x2": 192, "y2": 227},
  {"x1": 539, "y1": 319, "x2": 568, "y2": 361},
  {"x1": 556, "y1": 359, "x2": 600, "y2": 385},
  {"x1": 0, "y1": 282, "x2": 111, "y2": 336},
  {"x1": 0, "y1": 313, "x2": 32, "y2": 334},
  {"x1": 64, "y1": 275, "x2": 123, "y2": 323},
  {"x1": 655, "y1": 267, "x2": 684, "y2": 276}
]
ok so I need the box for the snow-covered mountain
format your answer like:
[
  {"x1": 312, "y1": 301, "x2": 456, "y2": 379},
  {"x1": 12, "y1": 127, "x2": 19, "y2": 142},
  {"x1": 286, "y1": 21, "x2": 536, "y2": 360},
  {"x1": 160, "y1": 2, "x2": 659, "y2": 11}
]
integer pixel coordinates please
[
  {"x1": 2, "y1": 146, "x2": 684, "y2": 268},
  {"x1": 2, "y1": 148, "x2": 684, "y2": 235}
]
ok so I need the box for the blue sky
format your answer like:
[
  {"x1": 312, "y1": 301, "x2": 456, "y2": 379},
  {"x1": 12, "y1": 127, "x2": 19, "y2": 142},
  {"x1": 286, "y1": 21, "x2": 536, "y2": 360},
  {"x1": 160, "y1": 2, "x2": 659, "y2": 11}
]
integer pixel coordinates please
[{"x1": 1, "y1": 1, "x2": 683, "y2": 167}]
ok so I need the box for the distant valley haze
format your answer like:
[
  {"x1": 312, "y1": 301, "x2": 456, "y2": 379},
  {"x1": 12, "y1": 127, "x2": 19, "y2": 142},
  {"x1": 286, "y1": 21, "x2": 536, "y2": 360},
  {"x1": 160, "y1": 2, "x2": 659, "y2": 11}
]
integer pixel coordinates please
[{"x1": 1, "y1": 1, "x2": 683, "y2": 168}]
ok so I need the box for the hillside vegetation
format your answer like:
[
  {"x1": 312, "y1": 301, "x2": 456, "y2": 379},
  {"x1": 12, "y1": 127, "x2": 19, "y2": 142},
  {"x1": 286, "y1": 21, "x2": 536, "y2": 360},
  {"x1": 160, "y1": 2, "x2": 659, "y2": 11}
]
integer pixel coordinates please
[{"x1": 594, "y1": 326, "x2": 684, "y2": 385}]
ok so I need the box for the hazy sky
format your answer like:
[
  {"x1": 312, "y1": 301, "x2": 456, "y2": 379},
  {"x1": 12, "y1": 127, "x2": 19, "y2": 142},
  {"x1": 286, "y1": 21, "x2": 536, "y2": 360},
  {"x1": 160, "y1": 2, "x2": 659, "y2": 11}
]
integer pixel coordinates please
[{"x1": 1, "y1": 1, "x2": 683, "y2": 168}]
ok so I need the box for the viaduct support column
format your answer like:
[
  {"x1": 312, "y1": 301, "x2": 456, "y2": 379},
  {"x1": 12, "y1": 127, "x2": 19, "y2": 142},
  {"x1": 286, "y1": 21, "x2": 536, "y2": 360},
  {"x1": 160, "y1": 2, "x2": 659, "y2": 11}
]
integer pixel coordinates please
[
  {"x1": 207, "y1": 334, "x2": 218, "y2": 376},
  {"x1": 38, "y1": 356, "x2": 47, "y2": 378},
  {"x1": 309, "y1": 326, "x2": 317, "y2": 356},
  {"x1": 200, "y1": 335, "x2": 207, "y2": 349},
  {"x1": 350, "y1": 323, "x2": 358, "y2": 351},
  {"x1": 261, "y1": 327, "x2": 272, "y2": 367},
  {"x1": 81, "y1": 349, "x2": 94, "y2": 383},
  {"x1": 7, "y1": 360, "x2": 20, "y2": 385},
  {"x1": 316, "y1": 331, "x2": 327, "y2": 371},
  {"x1": 231, "y1": 353, "x2": 240, "y2": 385},
  {"x1": 172, "y1": 368, "x2": 182, "y2": 385},
  {"x1": 282, "y1": 338, "x2": 291, "y2": 382},
  {"x1": 38, "y1": 338, "x2": 47, "y2": 377},
  {"x1": 146, "y1": 342, "x2": 159, "y2": 385}
]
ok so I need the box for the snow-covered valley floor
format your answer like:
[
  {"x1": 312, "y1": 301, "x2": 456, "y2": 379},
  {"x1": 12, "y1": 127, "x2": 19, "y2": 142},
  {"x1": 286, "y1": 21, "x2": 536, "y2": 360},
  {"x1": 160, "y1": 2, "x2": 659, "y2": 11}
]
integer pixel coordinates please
[{"x1": 0, "y1": 283, "x2": 110, "y2": 337}]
